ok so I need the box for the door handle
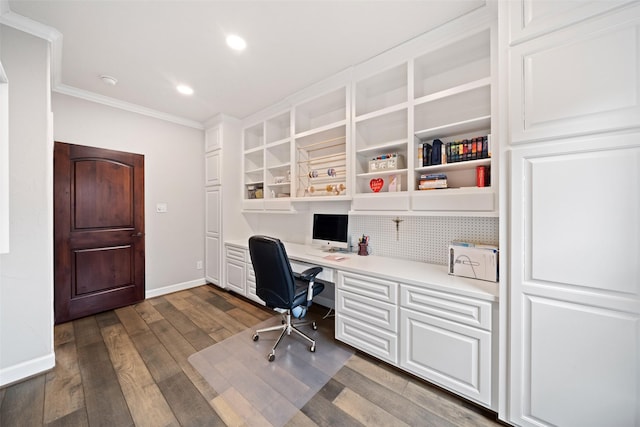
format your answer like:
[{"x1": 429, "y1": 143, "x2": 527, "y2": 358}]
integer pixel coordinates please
[{"x1": 130, "y1": 232, "x2": 144, "y2": 237}]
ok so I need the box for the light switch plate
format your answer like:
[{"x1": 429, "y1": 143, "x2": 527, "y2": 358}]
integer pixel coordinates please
[{"x1": 156, "y1": 203, "x2": 168, "y2": 213}]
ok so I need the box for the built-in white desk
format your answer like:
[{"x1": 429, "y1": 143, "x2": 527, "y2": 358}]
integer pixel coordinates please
[{"x1": 222, "y1": 239, "x2": 499, "y2": 410}]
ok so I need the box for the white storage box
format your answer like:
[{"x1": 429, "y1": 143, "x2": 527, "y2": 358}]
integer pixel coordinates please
[{"x1": 448, "y1": 243, "x2": 498, "y2": 282}]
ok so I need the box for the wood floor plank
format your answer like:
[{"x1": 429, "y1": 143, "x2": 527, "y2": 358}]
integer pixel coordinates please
[
  {"x1": 225, "y1": 307, "x2": 263, "y2": 328},
  {"x1": 95, "y1": 310, "x2": 120, "y2": 329},
  {"x1": 72, "y1": 316, "x2": 103, "y2": 348},
  {"x1": 75, "y1": 337, "x2": 133, "y2": 427},
  {"x1": 209, "y1": 394, "x2": 246, "y2": 427},
  {"x1": 334, "y1": 365, "x2": 457, "y2": 427},
  {"x1": 44, "y1": 408, "x2": 88, "y2": 427},
  {"x1": 402, "y1": 379, "x2": 501, "y2": 427},
  {"x1": 0, "y1": 375, "x2": 45, "y2": 426},
  {"x1": 115, "y1": 305, "x2": 150, "y2": 336},
  {"x1": 190, "y1": 286, "x2": 237, "y2": 312},
  {"x1": 54, "y1": 322, "x2": 75, "y2": 346},
  {"x1": 134, "y1": 300, "x2": 164, "y2": 324},
  {"x1": 152, "y1": 300, "x2": 215, "y2": 351},
  {"x1": 333, "y1": 387, "x2": 410, "y2": 426},
  {"x1": 43, "y1": 341, "x2": 85, "y2": 424},
  {"x1": 208, "y1": 327, "x2": 235, "y2": 343},
  {"x1": 100, "y1": 323, "x2": 179, "y2": 427},
  {"x1": 128, "y1": 328, "x2": 182, "y2": 383},
  {"x1": 300, "y1": 391, "x2": 364, "y2": 427},
  {"x1": 157, "y1": 371, "x2": 225, "y2": 427},
  {"x1": 345, "y1": 353, "x2": 408, "y2": 395},
  {"x1": 177, "y1": 293, "x2": 227, "y2": 333},
  {"x1": 148, "y1": 318, "x2": 218, "y2": 402}
]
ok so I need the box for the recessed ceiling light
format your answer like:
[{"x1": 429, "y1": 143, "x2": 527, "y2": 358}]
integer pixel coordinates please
[
  {"x1": 100, "y1": 75, "x2": 118, "y2": 86},
  {"x1": 176, "y1": 84, "x2": 194, "y2": 95},
  {"x1": 226, "y1": 34, "x2": 247, "y2": 51}
]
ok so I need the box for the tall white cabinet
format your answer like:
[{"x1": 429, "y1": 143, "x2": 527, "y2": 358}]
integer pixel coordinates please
[
  {"x1": 500, "y1": 1, "x2": 640, "y2": 426},
  {"x1": 204, "y1": 115, "x2": 241, "y2": 287}
]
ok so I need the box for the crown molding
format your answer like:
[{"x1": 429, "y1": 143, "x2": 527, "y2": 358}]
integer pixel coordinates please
[{"x1": 54, "y1": 84, "x2": 204, "y2": 130}]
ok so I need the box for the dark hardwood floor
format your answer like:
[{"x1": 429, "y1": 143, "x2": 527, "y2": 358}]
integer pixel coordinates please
[{"x1": 0, "y1": 285, "x2": 503, "y2": 426}]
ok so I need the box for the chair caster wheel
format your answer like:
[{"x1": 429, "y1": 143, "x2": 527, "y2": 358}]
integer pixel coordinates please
[
  {"x1": 310, "y1": 344, "x2": 316, "y2": 353},
  {"x1": 312, "y1": 322, "x2": 318, "y2": 330},
  {"x1": 252, "y1": 334, "x2": 259, "y2": 341},
  {"x1": 268, "y1": 353, "x2": 275, "y2": 362}
]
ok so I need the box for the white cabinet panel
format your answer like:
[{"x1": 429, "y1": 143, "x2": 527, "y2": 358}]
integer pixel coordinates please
[
  {"x1": 400, "y1": 308, "x2": 492, "y2": 407},
  {"x1": 205, "y1": 235, "x2": 220, "y2": 285},
  {"x1": 516, "y1": 134, "x2": 640, "y2": 297},
  {"x1": 337, "y1": 271, "x2": 397, "y2": 304},
  {"x1": 337, "y1": 290, "x2": 397, "y2": 333},
  {"x1": 508, "y1": 0, "x2": 633, "y2": 44},
  {"x1": 225, "y1": 245, "x2": 246, "y2": 262},
  {"x1": 205, "y1": 187, "x2": 220, "y2": 235},
  {"x1": 519, "y1": 295, "x2": 639, "y2": 427},
  {"x1": 205, "y1": 151, "x2": 221, "y2": 186},
  {"x1": 225, "y1": 259, "x2": 245, "y2": 294},
  {"x1": 205, "y1": 125, "x2": 221, "y2": 152},
  {"x1": 336, "y1": 314, "x2": 397, "y2": 364},
  {"x1": 510, "y1": 6, "x2": 640, "y2": 143},
  {"x1": 401, "y1": 284, "x2": 492, "y2": 331}
]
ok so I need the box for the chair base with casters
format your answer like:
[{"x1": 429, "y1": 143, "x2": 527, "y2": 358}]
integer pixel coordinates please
[
  {"x1": 248, "y1": 235, "x2": 326, "y2": 362},
  {"x1": 252, "y1": 308, "x2": 318, "y2": 362}
]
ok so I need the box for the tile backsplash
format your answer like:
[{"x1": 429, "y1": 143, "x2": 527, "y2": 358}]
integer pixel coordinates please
[{"x1": 349, "y1": 215, "x2": 498, "y2": 265}]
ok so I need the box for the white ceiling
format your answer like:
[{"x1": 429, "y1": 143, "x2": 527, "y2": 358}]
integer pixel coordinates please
[{"x1": 6, "y1": 0, "x2": 485, "y2": 126}]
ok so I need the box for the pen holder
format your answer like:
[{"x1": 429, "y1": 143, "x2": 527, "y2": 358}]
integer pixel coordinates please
[{"x1": 358, "y1": 243, "x2": 369, "y2": 256}]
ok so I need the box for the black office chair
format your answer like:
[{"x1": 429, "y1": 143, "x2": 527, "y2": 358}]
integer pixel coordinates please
[{"x1": 248, "y1": 235, "x2": 325, "y2": 361}]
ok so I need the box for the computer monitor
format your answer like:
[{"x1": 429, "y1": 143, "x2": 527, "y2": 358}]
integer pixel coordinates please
[{"x1": 312, "y1": 213, "x2": 348, "y2": 251}]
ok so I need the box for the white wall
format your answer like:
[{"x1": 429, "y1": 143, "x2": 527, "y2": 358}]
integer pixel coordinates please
[
  {"x1": 52, "y1": 93, "x2": 206, "y2": 296},
  {"x1": 0, "y1": 25, "x2": 55, "y2": 386}
]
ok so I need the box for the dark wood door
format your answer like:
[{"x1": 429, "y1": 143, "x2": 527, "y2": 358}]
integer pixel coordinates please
[{"x1": 54, "y1": 142, "x2": 145, "y2": 324}]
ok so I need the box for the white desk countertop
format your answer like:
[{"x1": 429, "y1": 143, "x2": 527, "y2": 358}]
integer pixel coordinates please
[{"x1": 225, "y1": 239, "x2": 498, "y2": 302}]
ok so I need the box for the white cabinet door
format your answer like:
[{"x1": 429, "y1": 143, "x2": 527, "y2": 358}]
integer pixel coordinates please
[
  {"x1": 205, "y1": 187, "x2": 220, "y2": 235},
  {"x1": 205, "y1": 235, "x2": 220, "y2": 285},
  {"x1": 336, "y1": 313, "x2": 397, "y2": 364},
  {"x1": 509, "y1": 4, "x2": 640, "y2": 144},
  {"x1": 225, "y1": 259, "x2": 245, "y2": 295},
  {"x1": 205, "y1": 125, "x2": 221, "y2": 152},
  {"x1": 509, "y1": 135, "x2": 640, "y2": 426},
  {"x1": 205, "y1": 151, "x2": 221, "y2": 186},
  {"x1": 400, "y1": 308, "x2": 492, "y2": 407},
  {"x1": 205, "y1": 188, "x2": 221, "y2": 286}
]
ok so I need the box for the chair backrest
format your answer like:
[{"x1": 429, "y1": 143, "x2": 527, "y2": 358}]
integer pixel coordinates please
[{"x1": 248, "y1": 235, "x2": 297, "y2": 309}]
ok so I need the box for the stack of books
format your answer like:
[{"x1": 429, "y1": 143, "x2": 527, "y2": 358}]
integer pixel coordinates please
[{"x1": 418, "y1": 173, "x2": 447, "y2": 190}]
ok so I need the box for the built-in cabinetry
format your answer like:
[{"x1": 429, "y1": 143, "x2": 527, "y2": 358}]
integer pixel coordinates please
[
  {"x1": 501, "y1": 2, "x2": 640, "y2": 426},
  {"x1": 204, "y1": 116, "x2": 240, "y2": 288},
  {"x1": 240, "y1": 8, "x2": 497, "y2": 215},
  {"x1": 223, "y1": 242, "x2": 261, "y2": 304},
  {"x1": 351, "y1": 21, "x2": 496, "y2": 214},
  {"x1": 336, "y1": 270, "x2": 495, "y2": 409},
  {"x1": 204, "y1": 125, "x2": 222, "y2": 285},
  {"x1": 241, "y1": 83, "x2": 350, "y2": 211}
]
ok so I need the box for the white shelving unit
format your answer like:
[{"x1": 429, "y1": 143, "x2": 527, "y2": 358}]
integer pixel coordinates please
[
  {"x1": 410, "y1": 29, "x2": 495, "y2": 214},
  {"x1": 294, "y1": 87, "x2": 349, "y2": 200}
]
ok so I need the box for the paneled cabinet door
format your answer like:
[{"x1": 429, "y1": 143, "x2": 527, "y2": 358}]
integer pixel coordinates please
[
  {"x1": 205, "y1": 235, "x2": 220, "y2": 285},
  {"x1": 205, "y1": 187, "x2": 221, "y2": 285},
  {"x1": 205, "y1": 151, "x2": 221, "y2": 186},
  {"x1": 400, "y1": 308, "x2": 492, "y2": 408},
  {"x1": 509, "y1": 135, "x2": 640, "y2": 426},
  {"x1": 225, "y1": 259, "x2": 245, "y2": 295},
  {"x1": 205, "y1": 125, "x2": 221, "y2": 152}
]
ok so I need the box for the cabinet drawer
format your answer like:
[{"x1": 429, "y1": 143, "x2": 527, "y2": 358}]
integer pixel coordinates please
[
  {"x1": 336, "y1": 314, "x2": 397, "y2": 365},
  {"x1": 401, "y1": 284, "x2": 492, "y2": 331},
  {"x1": 225, "y1": 259, "x2": 245, "y2": 294},
  {"x1": 400, "y1": 308, "x2": 492, "y2": 408},
  {"x1": 225, "y1": 245, "x2": 246, "y2": 262},
  {"x1": 337, "y1": 271, "x2": 397, "y2": 304},
  {"x1": 337, "y1": 290, "x2": 397, "y2": 333}
]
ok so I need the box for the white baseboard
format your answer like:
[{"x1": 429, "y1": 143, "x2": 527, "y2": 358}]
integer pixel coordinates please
[
  {"x1": 145, "y1": 278, "x2": 206, "y2": 299},
  {"x1": 0, "y1": 351, "x2": 55, "y2": 387}
]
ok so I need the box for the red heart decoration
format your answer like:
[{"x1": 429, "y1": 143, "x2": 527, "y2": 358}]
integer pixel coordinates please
[{"x1": 369, "y1": 178, "x2": 384, "y2": 193}]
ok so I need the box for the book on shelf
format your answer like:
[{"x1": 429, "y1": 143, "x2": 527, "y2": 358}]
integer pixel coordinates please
[
  {"x1": 418, "y1": 179, "x2": 447, "y2": 190},
  {"x1": 417, "y1": 135, "x2": 490, "y2": 167}
]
